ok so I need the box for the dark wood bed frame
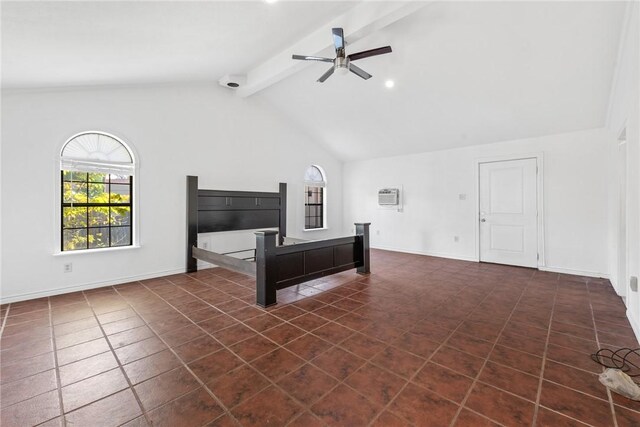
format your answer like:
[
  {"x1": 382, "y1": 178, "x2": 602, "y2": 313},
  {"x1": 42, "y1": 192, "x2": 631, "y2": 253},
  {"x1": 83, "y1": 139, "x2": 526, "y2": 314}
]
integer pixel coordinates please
[{"x1": 186, "y1": 175, "x2": 370, "y2": 307}]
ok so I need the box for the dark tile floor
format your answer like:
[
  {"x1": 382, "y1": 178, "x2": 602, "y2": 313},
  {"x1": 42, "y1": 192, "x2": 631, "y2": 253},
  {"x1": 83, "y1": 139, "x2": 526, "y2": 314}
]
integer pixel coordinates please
[{"x1": 1, "y1": 249, "x2": 639, "y2": 426}]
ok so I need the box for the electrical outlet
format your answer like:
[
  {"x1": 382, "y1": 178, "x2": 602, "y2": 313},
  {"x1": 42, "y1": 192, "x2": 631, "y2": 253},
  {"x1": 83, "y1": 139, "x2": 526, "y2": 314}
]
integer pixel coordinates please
[
  {"x1": 459, "y1": 194, "x2": 467, "y2": 200},
  {"x1": 64, "y1": 263, "x2": 72, "y2": 273},
  {"x1": 202, "y1": 241, "x2": 209, "y2": 249},
  {"x1": 454, "y1": 236, "x2": 459, "y2": 242}
]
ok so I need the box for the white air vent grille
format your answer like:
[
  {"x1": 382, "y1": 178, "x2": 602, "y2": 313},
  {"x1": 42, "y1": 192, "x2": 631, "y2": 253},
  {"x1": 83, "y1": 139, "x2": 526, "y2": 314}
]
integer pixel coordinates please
[{"x1": 378, "y1": 188, "x2": 399, "y2": 205}]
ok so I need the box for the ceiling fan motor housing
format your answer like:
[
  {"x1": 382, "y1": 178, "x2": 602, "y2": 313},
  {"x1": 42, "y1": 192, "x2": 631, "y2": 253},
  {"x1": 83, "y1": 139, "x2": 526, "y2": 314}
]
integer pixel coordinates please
[{"x1": 335, "y1": 56, "x2": 348, "y2": 69}]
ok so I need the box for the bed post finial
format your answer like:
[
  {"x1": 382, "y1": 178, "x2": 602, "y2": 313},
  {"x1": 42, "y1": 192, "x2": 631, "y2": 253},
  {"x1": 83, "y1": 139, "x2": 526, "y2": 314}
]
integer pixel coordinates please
[
  {"x1": 355, "y1": 223, "x2": 371, "y2": 274},
  {"x1": 255, "y1": 230, "x2": 279, "y2": 307}
]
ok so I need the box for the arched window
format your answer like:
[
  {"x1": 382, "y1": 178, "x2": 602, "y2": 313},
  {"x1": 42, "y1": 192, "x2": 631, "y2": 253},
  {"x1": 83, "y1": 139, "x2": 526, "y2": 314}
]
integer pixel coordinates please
[
  {"x1": 60, "y1": 132, "x2": 135, "y2": 251},
  {"x1": 304, "y1": 165, "x2": 326, "y2": 230}
]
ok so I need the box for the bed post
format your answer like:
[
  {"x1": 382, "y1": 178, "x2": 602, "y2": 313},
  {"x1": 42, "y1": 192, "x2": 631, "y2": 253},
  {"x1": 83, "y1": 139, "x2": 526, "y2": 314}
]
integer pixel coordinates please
[
  {"x1": 279, "y1": 183, "x2": 287, "y2": 245},
  {"x1": 255, "y1": 230, "x2": 278, "y2": 307},
  {"x1": 355, "y1": 223, "x2": 371, "y2": 274},
  {"x1": 186, "y1": 176, "x2": 198, "y2": 273}
]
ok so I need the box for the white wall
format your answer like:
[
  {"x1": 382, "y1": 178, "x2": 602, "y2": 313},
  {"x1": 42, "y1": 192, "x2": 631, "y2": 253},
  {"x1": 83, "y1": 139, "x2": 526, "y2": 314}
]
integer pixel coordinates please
[
  {"x1": 1, "y1": 83, "x2": 344, "y2": 303},
  {"x1": 343, "y1": 128, "x2": 615, "y2": 277},
  {"x1": 606, "y1": 3, "x2": 640, "y2": 336}
]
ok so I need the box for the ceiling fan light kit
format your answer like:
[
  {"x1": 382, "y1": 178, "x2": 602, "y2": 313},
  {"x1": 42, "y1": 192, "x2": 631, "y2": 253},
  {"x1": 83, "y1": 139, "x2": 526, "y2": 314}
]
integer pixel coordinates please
[{"x1": 292, "y1": 27, "x2": 392, "y2": 83}]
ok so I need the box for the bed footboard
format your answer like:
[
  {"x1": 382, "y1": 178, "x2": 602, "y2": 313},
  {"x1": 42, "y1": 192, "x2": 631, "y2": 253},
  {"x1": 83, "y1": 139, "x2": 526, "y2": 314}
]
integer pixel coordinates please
[{"x1": 255, "y1": 223, "x2": 370, "y2": 307}]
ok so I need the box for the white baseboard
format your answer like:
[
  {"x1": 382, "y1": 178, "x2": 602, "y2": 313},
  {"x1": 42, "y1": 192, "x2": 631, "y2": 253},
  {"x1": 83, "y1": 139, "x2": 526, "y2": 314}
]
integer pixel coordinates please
[
  {"x1": 0, "y1": 267, "x2": 186, "y2": 304},
  {"x1": 537, "y1": 265, "x2": 609, "y2": 279},
  {"x1": 372, "y1": 245, "x2": 610, "y2": 279},
  {"x1": 627, "y1": 309, "x2": 640, "y2": 344},
  {"x1": 609, "y1": 276, "x2": 624, "y2": 296},
  {"x1": 371, "y1": 245, "x2": 479, "y2": 263}
]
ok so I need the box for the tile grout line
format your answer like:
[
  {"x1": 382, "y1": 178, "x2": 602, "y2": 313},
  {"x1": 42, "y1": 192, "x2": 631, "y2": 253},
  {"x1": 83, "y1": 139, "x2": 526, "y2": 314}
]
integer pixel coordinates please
[
  {"x1": 530, "y1": 275, "x2": 560, "y2": 426},
  {"x1": 448, "y1": 270, "x2": 538, "y2": 426},
  {"x1": 284, "y1": 271, "x2": 460, "y2": 426},
  {"x1": 365, "y1": 268, "x2": 505, "y2": 426},
  {"x1": 7, "y1": 300, "x2": 401, "y2": 422},
  {"x1": 48, "y1": 297, "x2": 68, "y2": 427},
  {"x1": 4, "y1": 260, "x2": 634, "y2": 427},
  {"x1": 81, "y1": 289, "x2": 153, "y2": 426},
  {"x1": 0, "y1": 304, "x2": 111, "y2": 411},
  {"x1": 129, "y1": 279, "x2": 260, "y2": 425},
  {"x1": 156, "y1": 273, "x2": 386, "y2": 424},
  {"x1": 325, "y1": 268, "x2": 479, "y2": 424},
  {"x1": 141, "y1": 273, "x2": 362, "y2": 424},
  {"x1": 535, "y1": 407, "x2": 599, "y2": 427},
  {"x1": 161, "y1": 270, "x2": 424, "y2": 425},
  {"x1": 285, "y1": 304, "x2": 430, "y2": 425},
  {"x1": 366, "y1": 309, "x2": 467, "y2": 420},
  {"x1": 586, "y1": 280, "x2": 620, "y2": 427},
  {"x1": 0, "y1": 304, "x2": 11, "y2": 338},
  {"x1": 180, "y1": 269, "x2": 629, "y2": 427},
  {"x1": 3, "y1": 265, "x2": 523, "y2": 424}
]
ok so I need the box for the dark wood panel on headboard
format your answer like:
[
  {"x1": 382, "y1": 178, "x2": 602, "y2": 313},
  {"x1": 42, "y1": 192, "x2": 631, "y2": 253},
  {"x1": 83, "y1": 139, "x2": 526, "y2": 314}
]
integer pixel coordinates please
[
  {"x1": 186, "y1": 176, "x2": 287, "y2": 273},
  {"x1": 198, "y1": 210, "x2": 280, "y2": 233},
  {"x1": 197, "y1": 189, "x2": 282, "y2": 233}
]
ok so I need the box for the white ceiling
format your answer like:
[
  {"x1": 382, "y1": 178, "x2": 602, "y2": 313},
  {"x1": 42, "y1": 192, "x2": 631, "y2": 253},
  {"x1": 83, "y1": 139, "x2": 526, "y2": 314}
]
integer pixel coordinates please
[
  {"x1": 2, "y1": 1, "x2": 628, "y2": 161},
  {"x1": 257, "y1": 1, "x2": 628, "y2": 160},
  {"x1": 1, "y1": 1, "x2": 357, "y2": 88}
]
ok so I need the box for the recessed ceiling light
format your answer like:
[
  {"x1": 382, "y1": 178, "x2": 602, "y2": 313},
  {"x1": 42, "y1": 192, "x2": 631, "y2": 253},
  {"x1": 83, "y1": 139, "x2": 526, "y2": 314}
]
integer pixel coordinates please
[
  {"x1": 264, "y1": 0, "x2": 278, "y2": 4},
  {"x1": 385, "y1": 80, "x2": 395, "y2": 88}
]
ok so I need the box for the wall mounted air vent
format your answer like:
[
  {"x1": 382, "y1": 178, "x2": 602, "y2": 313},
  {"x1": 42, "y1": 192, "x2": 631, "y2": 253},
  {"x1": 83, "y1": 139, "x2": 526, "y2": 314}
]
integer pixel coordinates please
[{"x1": 378, "y1": 188, "x2": 399, "y2": 205}]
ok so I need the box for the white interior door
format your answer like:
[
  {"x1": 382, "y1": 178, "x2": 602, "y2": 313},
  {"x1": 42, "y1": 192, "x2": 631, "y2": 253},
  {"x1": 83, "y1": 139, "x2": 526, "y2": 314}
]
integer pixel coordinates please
[{"x1": 479, "y1": 158, "x2": 538, "y2": 268}]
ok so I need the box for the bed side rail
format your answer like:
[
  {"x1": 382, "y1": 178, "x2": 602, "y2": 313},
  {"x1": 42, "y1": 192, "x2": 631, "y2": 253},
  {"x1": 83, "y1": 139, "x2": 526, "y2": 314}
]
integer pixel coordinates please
[{"x1": 191, "y1": 246, "x2": 257, "y2": 277}]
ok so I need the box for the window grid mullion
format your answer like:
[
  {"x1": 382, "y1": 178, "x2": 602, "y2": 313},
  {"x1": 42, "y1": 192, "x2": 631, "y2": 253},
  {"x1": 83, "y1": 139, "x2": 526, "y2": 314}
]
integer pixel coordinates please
[
  {"x1": 61, "y1": 171, "x2": 132, "y2": 251},
  {"x1": 85, "y1": 173, "x2": 89, "y2": 249},
  {"x1": 108, "y1": 175, "x2": 112, "y2": 247}
]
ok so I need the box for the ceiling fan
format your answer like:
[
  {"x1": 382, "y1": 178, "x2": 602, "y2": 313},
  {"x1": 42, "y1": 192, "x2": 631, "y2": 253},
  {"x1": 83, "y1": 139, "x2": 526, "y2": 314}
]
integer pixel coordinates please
[{"x1": 292, "y1": 28, "x2": 392, "y2": 83}]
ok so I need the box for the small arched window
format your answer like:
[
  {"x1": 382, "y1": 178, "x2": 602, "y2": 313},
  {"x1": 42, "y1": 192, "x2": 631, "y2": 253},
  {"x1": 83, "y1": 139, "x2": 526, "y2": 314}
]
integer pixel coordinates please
[
  {"x1": 304, "y1": 165, "x2": 326, "y2": 230},
  {"x1": 60, "y1": 132, "x2": 135, "y2": 251}
]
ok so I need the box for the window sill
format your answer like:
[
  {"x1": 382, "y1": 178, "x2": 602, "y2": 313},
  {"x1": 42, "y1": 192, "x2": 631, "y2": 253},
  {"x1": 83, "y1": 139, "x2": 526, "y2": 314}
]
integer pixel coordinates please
[
  {"x1": 53, "y1": 245, "x2": 142, "y2": 256},
  {"x1": 303, "y1": 227, "x2": 328, "y2": 232}
]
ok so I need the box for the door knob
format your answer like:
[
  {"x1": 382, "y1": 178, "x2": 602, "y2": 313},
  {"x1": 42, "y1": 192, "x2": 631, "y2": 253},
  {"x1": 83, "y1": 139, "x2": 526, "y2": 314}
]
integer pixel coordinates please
[{"x1": 480, "y1": 218, "x2": 486, "y2": 222}]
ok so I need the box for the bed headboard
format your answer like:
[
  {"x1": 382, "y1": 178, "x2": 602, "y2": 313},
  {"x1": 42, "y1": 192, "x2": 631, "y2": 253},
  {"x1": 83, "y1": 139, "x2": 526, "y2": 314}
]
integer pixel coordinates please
[{"x1": 186, "y1": 176, "x2": 287, "y2": 272}]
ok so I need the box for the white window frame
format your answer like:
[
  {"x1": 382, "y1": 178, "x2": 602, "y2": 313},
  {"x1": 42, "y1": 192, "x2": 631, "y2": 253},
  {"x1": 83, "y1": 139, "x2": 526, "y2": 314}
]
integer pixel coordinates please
[
  {"x1": 54, "y1": 130, "x2": 140, "y2": 255},
  {"x1": 303, "y1": 165, "x2": 327, "y2": 231}
]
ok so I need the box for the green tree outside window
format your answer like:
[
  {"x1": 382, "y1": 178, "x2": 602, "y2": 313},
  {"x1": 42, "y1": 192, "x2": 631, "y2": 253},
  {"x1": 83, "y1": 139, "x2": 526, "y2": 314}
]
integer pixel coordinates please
[{"x1": 61, "y1": 171, "x2": 132, "y2": 251}]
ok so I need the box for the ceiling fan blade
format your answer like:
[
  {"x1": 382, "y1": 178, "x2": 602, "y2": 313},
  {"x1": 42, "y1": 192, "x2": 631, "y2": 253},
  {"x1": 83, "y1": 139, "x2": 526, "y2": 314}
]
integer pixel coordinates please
[
  {"x1": 332, "y1": 28, "x2": 345, "y2": 54},
  {"x1": 292, "y1": 55, "x2": 334, "y2": 63},
  {"x1": 348, "y1": 46, "x2": 392, "y2": 62},
  {"x1": 349, "y1": 64, "x2": 372, "y2": 80},
  {"x1": 317, "y1": 66, "x2": 335, "y2": 83}
]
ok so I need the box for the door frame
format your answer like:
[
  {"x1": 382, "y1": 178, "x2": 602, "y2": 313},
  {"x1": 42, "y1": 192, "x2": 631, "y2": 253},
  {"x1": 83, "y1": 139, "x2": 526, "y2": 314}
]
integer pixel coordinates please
[
  {"x1": 616, "y1": 126, "x2": 628, "y2": 297},
  {"x1": 474, "y1": 153, "x2": 545, "y2": 267}
]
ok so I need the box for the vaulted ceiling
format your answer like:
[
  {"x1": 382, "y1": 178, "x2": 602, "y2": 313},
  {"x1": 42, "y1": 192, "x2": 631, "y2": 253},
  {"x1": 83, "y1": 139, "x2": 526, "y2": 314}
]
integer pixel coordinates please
[
  {"x1": 1, "y1": 1, "x2": 358, "y2": 88},
  {"x1": 1, "y1": 1, "x2": 628, "y2": 161}
]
